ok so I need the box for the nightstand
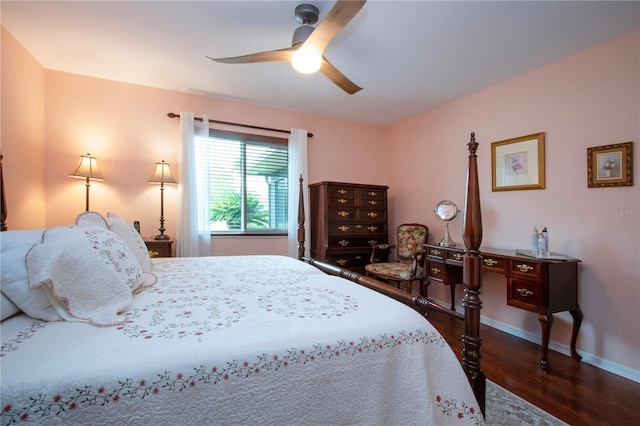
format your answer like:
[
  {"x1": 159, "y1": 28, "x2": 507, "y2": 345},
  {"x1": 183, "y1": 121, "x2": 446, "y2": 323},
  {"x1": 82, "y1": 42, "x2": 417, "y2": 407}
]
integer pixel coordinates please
[{"x1": 144, "y1": 239, "x2": 174, "y2": 258}]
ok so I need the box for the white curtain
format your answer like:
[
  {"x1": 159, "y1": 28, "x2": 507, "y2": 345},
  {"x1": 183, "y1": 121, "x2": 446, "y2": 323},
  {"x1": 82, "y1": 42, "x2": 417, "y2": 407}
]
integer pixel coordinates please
[
  {"x1": 287, "y1": 128, "x2": 309, "y2": 259},
  {"x1": 177, "y1": 112, "x2": 211, "y2": 257}
]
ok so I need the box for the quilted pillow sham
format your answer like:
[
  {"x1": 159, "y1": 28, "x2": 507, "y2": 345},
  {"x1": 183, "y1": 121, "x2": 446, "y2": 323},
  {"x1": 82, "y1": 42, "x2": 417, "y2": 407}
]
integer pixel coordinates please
[
  {"x1": 0, "y1": 229, "x2": 63, "y2": 321},
  {"x1": 106, "y1": 212, "x2": 152, "y2": 273},
  {"x1": 26, "y1": 225, "x2": 141, "y2": 326}
]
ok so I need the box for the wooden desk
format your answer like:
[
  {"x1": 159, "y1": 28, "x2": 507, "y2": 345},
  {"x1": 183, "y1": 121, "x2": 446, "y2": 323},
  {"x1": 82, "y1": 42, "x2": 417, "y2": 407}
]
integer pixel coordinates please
[{"x1": 424, "y1": 243, "x2": 583, "y2": 373}]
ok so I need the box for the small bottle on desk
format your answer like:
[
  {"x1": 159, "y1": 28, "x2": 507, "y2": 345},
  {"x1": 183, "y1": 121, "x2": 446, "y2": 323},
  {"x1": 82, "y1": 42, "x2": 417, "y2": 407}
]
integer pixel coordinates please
[{"x1": 537, "y1": 232, "x2": 547, "y2": 257}]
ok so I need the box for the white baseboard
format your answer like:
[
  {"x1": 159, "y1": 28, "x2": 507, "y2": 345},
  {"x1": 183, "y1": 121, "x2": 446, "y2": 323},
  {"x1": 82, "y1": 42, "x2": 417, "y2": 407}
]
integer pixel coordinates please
[{"x1": 431, "y1": 298, "x2": 640, "y2": 383}]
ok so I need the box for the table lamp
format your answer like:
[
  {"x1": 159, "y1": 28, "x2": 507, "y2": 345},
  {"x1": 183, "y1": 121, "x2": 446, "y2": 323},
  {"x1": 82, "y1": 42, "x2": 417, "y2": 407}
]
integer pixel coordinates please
[
  {"x1": 148, "y1": 160, "x2": 177, "y2": 240},
  {"x1": 68, "y1": 153, "x2": 105, "y2": 211}
]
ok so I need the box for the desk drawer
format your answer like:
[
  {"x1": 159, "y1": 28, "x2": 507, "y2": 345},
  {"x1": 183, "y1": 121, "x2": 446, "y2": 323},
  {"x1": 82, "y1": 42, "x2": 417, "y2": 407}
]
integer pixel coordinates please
[
  {"x1": 510, "y1": 260, "x2": 541, "y2": 279},
  {"x1": 447, "y1": 250, "x2": 465, "y2": 263},
  {"x1": 482, "y1": 255, "x2": 507, "y2": 272},
  {"x1": 427, "y1": 260, "x2": 446, "y2": 281},
  {"x1": 507, "y1": 278, "x2": 540, "y2": 312},
  {"x1": 427, "y1": 246, "x2": 445, "y2": 259}
]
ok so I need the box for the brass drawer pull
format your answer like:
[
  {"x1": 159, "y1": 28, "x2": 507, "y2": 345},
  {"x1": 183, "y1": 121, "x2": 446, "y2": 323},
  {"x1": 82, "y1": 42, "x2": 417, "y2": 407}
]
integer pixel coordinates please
[
  {"x1": 452, "y1": 253, "x2": 463, "y2": 261},
  {"x1": 367, "y1": 212, "x2": 378, "y2": 218},
  {"x1": 338, "y1": 240, "x2": 349, "y2": 247},
  {"x1": 338, "y1": 225, "x2": 349, "y2": 232},
  {"x1": 337, "y1": 259, "x2": 347, "y2": 266},
  {"x1": 367, "y1": 226, "x2": 378, "y2": 232},
  {"x1": 430, "y1": 249, "x2": 441, "y2": 256},
  {"x1": 338, "y1": 210, "x2": 350, "y2": 217},
  {"x1": 148, "y1": 250, "x2": 160, "y2": 258},
  {"x1": 369, "y1": 200, "x2": 378, "y2": 206},
  {"x1": 337, "y1": 189, "x2": 348, "y2": 195},
  {"x1": 430, "y1": 267, "x2": 441, "y2": 275},
  {"x1": 517, "y1": 264, "x2": 534, "y2": 273},
  {"x1": 517, "y1": 288, "x2": 533, "y2": 297},
  {"x1": 368, "y1": 191, "x2": 378, "y2": 196},
  {"x1": 484, "y1": 258, "x2": 498, "y2": 266},
  {"x1": 338, "y1": 198, "x2": 347, "y2": 204},
  {"x1": 368, "y1": 240, "x2": 378, "y2": 246},
  {"x1": 355, "y1": 256, "x2": 362, "y2": 260}
]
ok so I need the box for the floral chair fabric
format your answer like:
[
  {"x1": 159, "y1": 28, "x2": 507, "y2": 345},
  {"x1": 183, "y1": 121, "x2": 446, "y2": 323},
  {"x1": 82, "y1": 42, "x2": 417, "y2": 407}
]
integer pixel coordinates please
[{"x1": 365, "y1": 223, "x2": 429, "y2": 294}]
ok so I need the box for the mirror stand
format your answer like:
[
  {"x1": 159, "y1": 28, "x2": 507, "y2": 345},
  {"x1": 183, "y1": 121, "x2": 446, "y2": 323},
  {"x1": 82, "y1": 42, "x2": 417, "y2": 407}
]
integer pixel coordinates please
[
  {"x1": 434, "y1": 199, "x2": 459, "y2": 248},
  {"x1": 439, "y1": 222, "x2": 456, "y2": 247}
]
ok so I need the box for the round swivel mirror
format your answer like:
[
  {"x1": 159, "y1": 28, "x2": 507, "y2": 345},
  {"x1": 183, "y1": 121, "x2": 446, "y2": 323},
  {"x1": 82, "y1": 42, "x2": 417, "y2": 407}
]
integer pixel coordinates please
[{"x1": 434, "y1": 200, "x2": 459, "y2": 247}]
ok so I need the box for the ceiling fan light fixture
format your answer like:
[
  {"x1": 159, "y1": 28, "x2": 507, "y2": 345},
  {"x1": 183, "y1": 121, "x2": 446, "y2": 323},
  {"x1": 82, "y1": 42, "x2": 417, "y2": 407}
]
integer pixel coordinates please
[{"x1": 292, "y1": 47, "x2": 322, "y2": 74}]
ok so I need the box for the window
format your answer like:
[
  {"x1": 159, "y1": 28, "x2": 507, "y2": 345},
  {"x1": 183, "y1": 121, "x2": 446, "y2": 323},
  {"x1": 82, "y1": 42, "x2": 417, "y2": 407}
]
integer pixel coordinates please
[{"x1": 195, "y1": 129, "x2": 288, "y2": 235}]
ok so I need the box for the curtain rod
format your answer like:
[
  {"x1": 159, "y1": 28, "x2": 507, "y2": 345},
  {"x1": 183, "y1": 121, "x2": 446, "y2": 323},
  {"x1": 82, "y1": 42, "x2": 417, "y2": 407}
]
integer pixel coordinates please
[{"x1": 167, "y1": 113, "x2": 313, "y2": 138}]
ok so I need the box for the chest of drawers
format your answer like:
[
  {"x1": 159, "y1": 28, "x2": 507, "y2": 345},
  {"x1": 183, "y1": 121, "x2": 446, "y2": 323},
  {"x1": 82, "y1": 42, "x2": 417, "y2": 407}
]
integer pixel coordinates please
[{"x1": 309, "y1": 181, "x2": 389, "y2": 272}]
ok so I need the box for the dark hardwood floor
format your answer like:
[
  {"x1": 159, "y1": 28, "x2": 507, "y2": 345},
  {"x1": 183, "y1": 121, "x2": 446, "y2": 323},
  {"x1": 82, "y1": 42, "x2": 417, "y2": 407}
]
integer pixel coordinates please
[{"x1": 427, "y1": 310, "x2": 640, "y2": 425}]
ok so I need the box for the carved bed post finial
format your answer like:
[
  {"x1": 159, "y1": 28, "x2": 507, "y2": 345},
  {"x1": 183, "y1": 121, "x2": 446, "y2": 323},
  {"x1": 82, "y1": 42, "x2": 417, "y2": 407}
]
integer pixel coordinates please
[
  {"x1": 462, "y1": 132, "x2": 485, "y2": 416},
  {"x1": 297, "y1": 174, "x2": 306, "y2": 260}
]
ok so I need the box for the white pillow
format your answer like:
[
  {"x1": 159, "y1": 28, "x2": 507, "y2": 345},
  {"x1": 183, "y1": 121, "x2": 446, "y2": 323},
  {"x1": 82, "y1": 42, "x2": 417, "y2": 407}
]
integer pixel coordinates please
[
  {"x1": 0, "y1": 229, "x2": 63, "y2": 321},
  {"x1": 26, "y1": 225, "x2": 139, "y2": 326},
  {"x1": 106, "y1": 212, "x2": 151, "y2": 273},
  {"x1": 1, "y1": 292, "x2": 21, "y2": 320}
]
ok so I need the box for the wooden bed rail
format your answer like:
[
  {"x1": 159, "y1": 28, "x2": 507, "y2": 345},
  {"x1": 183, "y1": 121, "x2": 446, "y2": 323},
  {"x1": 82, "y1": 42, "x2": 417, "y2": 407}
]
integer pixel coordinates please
[{"x1": 298, "y1": 132, "x2": 485, "y2": 416}]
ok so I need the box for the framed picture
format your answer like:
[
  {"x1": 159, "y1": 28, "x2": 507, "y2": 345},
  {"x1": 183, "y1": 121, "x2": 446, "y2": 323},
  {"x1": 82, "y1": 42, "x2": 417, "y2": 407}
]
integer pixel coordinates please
[
  {"x1": 587, "y1": 142, "x2": 633, "y2": 188},
  {"x1": 491, "y1": 132, "x2": 545, "y2": 191}
]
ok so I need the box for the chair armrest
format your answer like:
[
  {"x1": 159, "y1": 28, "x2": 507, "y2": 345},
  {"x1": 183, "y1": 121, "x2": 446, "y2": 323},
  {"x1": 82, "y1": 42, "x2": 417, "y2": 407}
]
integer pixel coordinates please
[{"x1": 410, "y1": 248, "x2": 426, "y2": 272}]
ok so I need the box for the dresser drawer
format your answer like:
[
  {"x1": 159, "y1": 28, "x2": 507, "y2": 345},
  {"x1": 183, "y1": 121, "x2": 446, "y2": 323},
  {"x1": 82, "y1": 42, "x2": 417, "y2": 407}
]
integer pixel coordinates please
[
  {"x1": 328, "y1": 208, "x2": 356, "y2": 221},
  {"x1": 507, "y1": 278, "x2": 540, "y2": 312},
  {"x1": 357, "y1": 209, "x2": 387, "y2": 221},
  {"x1": 326, "y1": 253, "x2": 371, "y2": 269},
  {"x1": 328, "y1": 235, "x2": 386, "y2": 249},
  {"x1": 329, "y1": 196, "x2": 356, "y2": 207},
  {"x1": 328, "y1": 222, "x2": 387, "y2": 235},
  {"x1": 509, "y1": 260, "x2": 541, "y2": 279},
  {"x1": 357, "y1": 188, "x2": 386, "y2": 200},
  {"x1": 361, "y1": 198, "x2": 386, "y2": 209}
]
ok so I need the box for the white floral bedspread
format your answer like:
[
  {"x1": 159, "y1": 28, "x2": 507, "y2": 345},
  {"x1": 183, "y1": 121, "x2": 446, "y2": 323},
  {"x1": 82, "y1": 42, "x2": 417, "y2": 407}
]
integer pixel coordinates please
[{"x1": 1, "y1": 255, "x2": 483, "y2": 425}]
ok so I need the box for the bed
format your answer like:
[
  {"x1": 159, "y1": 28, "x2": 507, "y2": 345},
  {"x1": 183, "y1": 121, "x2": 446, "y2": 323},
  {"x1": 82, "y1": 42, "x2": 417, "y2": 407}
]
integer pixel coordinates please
[{"x1": 0, "y1": 134, "x2": 486, "y2": 425}]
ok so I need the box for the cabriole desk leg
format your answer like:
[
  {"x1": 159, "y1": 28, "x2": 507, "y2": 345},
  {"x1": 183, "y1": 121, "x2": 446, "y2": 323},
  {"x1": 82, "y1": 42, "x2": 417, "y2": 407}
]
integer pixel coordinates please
[
  {"x1": 569, "y1": 306, "x2": 584, "y2": 362},
  {"x1": 538, "y1": 310, "x2": 554, "y2": 373}
]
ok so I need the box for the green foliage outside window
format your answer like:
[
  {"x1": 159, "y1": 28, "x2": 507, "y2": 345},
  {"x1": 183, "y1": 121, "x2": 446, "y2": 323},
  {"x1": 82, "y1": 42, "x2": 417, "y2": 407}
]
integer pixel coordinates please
[{"x1": 210, "y1": 191, "x2": 269, "y2": 230}]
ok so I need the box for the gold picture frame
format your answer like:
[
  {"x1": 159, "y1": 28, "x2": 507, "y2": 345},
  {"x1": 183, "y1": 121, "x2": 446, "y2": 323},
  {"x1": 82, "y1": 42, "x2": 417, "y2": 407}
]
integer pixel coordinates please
[
  {"x1": 491, "y1": 132, "x2": 545, "y2": 191},
  {"x1": 587, "y1": 142, "x2": 633, "y2": 188}
]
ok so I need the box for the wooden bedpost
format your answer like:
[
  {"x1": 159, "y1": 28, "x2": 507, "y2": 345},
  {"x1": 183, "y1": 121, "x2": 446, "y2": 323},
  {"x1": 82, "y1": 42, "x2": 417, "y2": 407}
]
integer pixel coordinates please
[
  {"x1": 462, "y1": 132, "x2": 485, "y2": 416},
  {"x1": 297, "y1": 174, "x2": 305, "y2": 260}
]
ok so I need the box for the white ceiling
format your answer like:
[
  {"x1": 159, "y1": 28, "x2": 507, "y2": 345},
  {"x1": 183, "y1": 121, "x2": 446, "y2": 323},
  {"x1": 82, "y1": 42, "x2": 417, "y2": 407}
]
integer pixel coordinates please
[{"x1": 2, "y1": 1, "x2": 639, "y2": 126}]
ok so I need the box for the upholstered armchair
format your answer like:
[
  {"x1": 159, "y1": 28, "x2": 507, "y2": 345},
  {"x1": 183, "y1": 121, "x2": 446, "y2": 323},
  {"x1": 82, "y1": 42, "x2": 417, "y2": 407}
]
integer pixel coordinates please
[{"x1": 365, "y1": 223, "x2": 429, "y2": 295}]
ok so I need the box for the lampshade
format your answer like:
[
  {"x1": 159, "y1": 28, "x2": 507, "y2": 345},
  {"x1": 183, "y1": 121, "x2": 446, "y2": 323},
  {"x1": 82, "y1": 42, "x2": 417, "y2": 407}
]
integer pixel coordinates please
[
  {"x1": 291, "y1": 47, "x2": 322, "y2": 74},
  {"x1": 148, "y1": 160, "x2": 177, "y2": 184},
  {"x1": 68, "y1": 153, "x2": 105, "y2": 181}
]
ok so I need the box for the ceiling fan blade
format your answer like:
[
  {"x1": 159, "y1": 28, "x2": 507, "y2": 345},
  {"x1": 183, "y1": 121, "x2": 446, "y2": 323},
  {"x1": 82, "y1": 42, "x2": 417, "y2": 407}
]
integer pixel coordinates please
[
  {"x1": 208, "y1": 46, "x2": 297, "y2": 64},
  {"x1": 304, "y1": 0, "x2": 366, "y2": 54},
  {"x1": 320, "y1": 57, "x2": 362, "y2": 95}
]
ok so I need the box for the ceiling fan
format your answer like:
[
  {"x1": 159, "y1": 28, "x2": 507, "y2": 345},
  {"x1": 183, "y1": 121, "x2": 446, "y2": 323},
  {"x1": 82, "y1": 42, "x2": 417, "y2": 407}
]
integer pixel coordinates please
[{"x1": 207, "y1": 0, "x2": 366, "y2": 95}]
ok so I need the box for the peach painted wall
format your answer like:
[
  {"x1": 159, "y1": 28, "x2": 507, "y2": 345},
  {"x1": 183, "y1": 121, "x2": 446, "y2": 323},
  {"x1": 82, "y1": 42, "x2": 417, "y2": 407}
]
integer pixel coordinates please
[
  {"x1": 1, "y1": 27, "x2": 46, "y2": 229},
  {"x1": 383, "y1": 30, "x2": 640, "y2": 380}
]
